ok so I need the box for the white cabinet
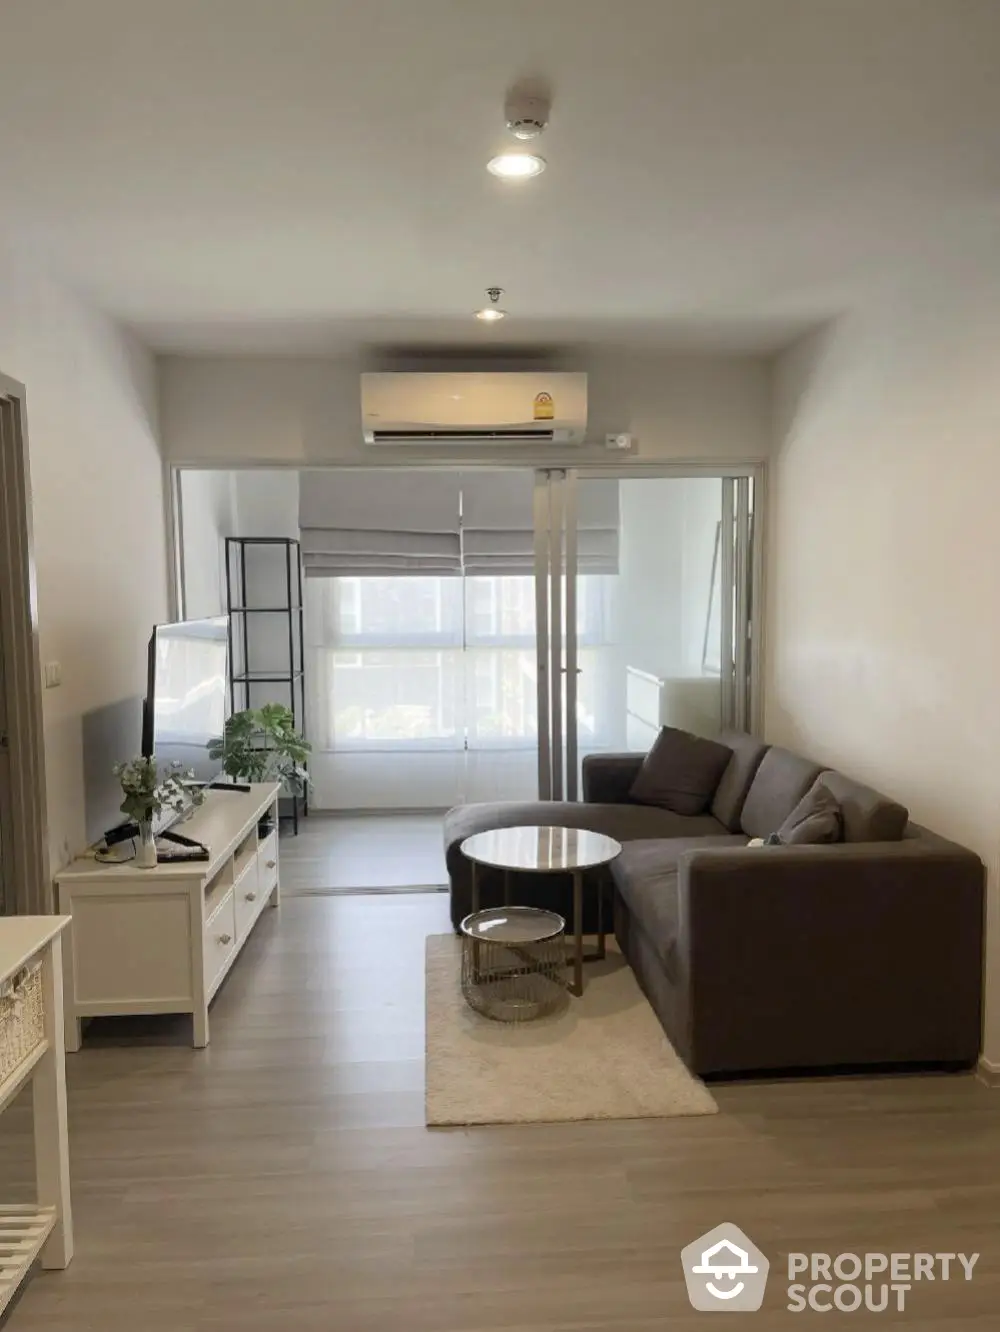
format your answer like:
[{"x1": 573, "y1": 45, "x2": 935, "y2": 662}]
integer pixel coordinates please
[
  {"x1": 0, "y1": 917, "x2": 73, "y2": 1314},
  {"x1": 55, "y1": 784, "x2": 281, "y2": 1049}
]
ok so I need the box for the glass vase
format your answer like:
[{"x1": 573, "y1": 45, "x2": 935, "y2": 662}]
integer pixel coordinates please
[{"x1": 136, "y1": 819, "x2": 157, "y2": 869}]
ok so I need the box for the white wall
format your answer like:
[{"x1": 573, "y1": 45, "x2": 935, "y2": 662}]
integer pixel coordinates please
[
  {"x1": 679, "y1": 478, "x2": 723, "y2": 677},
  {"x1": 618, "y1": 475, "x2": 720, "y2": 680},
  {"x1": 766, "y1": 248, "x2": 1000, "y2": 1071},
  {"x1": 0, "y1": 237, "x2": 167, "y2": 869},
  {"x1": 614, "y1": 478, "x2": 722, "y2": 744},
  {"x1": 232, "y1": 469, "x2": 300, "y2": 538},
  {"x1": 179, "y1": 470, "x2": 236, "y2": 617},
  {"x1": 159, "y1": 349, "x2": 771, "y2": 466},
  {"x1": 179, "y1": 468, "x2": 300, "y2": 622},
  {"x1": 616, "y1": 480, "x2": 685, "y2": 683}
]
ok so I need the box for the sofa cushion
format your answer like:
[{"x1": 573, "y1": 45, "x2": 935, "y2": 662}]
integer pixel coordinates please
[
  {"x1": 629, "y1": 727, "x2": 733, "y2": 815},
  {"x1": 444, "y1": 801, "x2": 729, "y2": 861},
  {"x1": 740, "y1": 747, "x2": 823, "y2": 839},
  {"x1": 611, "y1": 835, "x2": 748, "y2": 977},
  {"x1": 613, "y1": 834, "x2": 751, "y2": 885},
  {"x1": 776, "y1": 781, "x2": 842, "y2": 845},
  {"x1": 815, "y1": 771, "x2": 909, "y2": 842},
  {"x1": 581, "y1": 753, "x2": 646, "y2": 804},
  {"x1": 710, "y1": 730, "x2": 770, "y2": 831}
]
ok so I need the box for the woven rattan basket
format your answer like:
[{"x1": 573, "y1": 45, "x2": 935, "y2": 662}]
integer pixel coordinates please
[{"x1": 0, "y1": 964, "x2": 45, "y2": 1082}]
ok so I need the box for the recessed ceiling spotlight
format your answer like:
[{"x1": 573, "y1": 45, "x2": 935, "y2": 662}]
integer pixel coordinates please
[
  {"x1": 475, "y1": 287, "x2": 507, "y2": 321},
  {"x1": 487, "y1": 152, "x2": 546, "y2": 180}
]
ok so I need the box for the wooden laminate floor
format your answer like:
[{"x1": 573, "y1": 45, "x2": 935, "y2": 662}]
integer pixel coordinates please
[
  {"x1": 279, "y1": 813, "x2": 448, "y2": 893},
  {"x1": 2, "y1": 893, "x2": 999, "y2": 1329}
]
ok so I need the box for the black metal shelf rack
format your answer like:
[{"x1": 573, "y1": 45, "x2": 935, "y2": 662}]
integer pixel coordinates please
[{"x1": 224, "y1": 537, "x2": 307, "y2": 833}]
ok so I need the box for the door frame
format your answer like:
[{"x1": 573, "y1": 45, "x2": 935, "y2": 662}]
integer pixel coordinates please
[
  {"x1": 0, "y1": 373, "x2": 51, "y2": 914},
  {"x1": 166, "y1": 458, "x2": 767, "y2": 807}
]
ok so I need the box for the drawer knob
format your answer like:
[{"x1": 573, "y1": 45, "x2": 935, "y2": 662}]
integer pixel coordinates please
[
  {"x1": 265, "y1": 859, "x2": 276, "y2": 869},
  {"x1": 218, "y1": 933, "x2": 232, "y2": 946},
  {"x1": 245, "y1": 891, "x2": 257, "y2": 902}
]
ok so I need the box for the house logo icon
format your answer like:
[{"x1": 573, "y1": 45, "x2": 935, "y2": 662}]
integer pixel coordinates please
[{"x1": 681, "y1": 1223, "x2": 770, "y2": 1311}]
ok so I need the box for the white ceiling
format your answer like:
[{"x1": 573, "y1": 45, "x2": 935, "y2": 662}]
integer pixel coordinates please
[{"x1": 1, "y1": 0, "x2": 999, "y2": 354}]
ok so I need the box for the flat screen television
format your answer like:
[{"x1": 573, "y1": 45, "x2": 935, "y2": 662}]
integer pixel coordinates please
[{"x1": 142, "y1": 616, "x2": 229, "y2": 782}]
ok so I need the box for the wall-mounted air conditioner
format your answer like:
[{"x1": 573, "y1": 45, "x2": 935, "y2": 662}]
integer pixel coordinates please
[{"x1": 361, "y1": 371, "x2": 587, "y2": 445}]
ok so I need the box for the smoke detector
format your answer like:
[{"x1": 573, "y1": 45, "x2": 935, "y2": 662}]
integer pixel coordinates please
[{"x1": 505, "y1": 94, "x2": 550, "y2": 141}]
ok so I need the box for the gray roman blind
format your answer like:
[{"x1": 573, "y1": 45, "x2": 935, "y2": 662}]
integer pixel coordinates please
[
  {"x1": 299, "y1": 470, "x2": 619, "y2": 577},
  {"x1": 461, "y1": 472, "x2": 620, "y2": 575},
  {"x1": 299, "y1": 471, "x2": 462, "y2": 576}
]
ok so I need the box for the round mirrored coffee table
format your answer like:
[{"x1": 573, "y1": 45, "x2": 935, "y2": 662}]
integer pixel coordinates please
[
  {"x1": 459, "y1": 906, "x2": 566, "y2": 1022},
  {"x1": 460, "y1": 825, "x2": 622, "y2": 997}
]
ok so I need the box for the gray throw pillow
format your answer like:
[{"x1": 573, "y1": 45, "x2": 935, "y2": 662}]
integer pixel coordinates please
[
  {"x1": 629, "y1": 727, "x2": 733, "y2": 816},
  {"x1": 775, "y1": 781, "x2": 842, "y2": 845}
]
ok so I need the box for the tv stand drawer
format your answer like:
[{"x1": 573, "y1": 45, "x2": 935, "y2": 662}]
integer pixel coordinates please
[
  {"x1": 257, "y1": 830, "x2": 279, "y2": 898},
  {"x1": 204, "y1": 890, "x2": 236, "y2": 996},
  {"x1": 234, "y1": 863, "x2": 264, "y2": 941}
]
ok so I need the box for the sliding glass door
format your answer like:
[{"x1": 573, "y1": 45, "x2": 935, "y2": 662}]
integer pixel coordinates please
[
  {"x1": 534, "y1": 469, "x2": 756, "y2": 803},
  {"x1": 301, "y1": 466, "x2": 756, "y2": 810}
]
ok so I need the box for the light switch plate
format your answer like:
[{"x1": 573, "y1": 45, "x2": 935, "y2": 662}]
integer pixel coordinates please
[{"x1": 44, "y1": 661, "x2": 62, "y2": 689}]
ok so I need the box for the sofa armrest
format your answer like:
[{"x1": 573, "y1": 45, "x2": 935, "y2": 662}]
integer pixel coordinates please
[
  {"x1": 674, "y1": 838, "x2": 984, "y2": 1073},
  {"x1": 582, "y1": 753, "x2": 645, "y2": 804}
]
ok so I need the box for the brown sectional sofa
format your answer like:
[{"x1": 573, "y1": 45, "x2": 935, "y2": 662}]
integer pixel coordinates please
[{"x1": 443, "y1": 730, "x2": 985, "y2": 1077}]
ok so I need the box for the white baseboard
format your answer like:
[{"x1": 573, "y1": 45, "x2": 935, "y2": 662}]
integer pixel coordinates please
[{"x1": 976, "y1": 1057, "x2": 1000, "y2": 1088}]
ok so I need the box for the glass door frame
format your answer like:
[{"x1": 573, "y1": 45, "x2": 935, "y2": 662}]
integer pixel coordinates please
[{"x1": 533, "y1": 462, "x2": 764, "y2": 803}]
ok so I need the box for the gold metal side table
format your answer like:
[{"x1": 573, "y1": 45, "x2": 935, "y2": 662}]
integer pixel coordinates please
[{"x1": 460, "y1": 825, "x2": 622, "y2": 997}]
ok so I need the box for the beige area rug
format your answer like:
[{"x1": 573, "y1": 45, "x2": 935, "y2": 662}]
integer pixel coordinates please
[{"x1": 425, "y1": 934, "x2": 717, "y2": 1126}]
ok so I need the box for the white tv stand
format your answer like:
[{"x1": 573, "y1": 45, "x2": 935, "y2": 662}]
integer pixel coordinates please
[{"x1": 55, "y1": 783, "x2": 281, "y2": 1049}]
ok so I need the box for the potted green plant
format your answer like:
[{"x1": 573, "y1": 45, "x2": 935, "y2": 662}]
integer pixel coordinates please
[
  {"x1": 113, "y1": 757, "x2": 204, "y2": 869},
  {"x1": 208, "y1": 705, "x2": 310, "y2": 808}
]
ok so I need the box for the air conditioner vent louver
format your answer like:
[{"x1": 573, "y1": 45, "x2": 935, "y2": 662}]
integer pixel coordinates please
[
  {"x1": 361, "y1": 372, "x2": 587, "y2": 447},
  {"x1": 370, "y1": 428, "x2": 556, "y2": 444}
]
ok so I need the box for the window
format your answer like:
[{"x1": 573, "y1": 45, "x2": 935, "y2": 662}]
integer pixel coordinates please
[
  {"x1": 307, "y1": 577, "x2": 461, "y2": 749},
  {"x1": 306, "y1": 574, "x2": 613, "y2": 752}
]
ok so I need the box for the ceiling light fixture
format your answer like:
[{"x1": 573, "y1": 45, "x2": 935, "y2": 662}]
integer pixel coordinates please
[
  {"x1": 475, "y1": 287, "x2": 507, "y2": 321},
  {"x1": 486, "y1": 152, "x2": 546, "y2": 180}
]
